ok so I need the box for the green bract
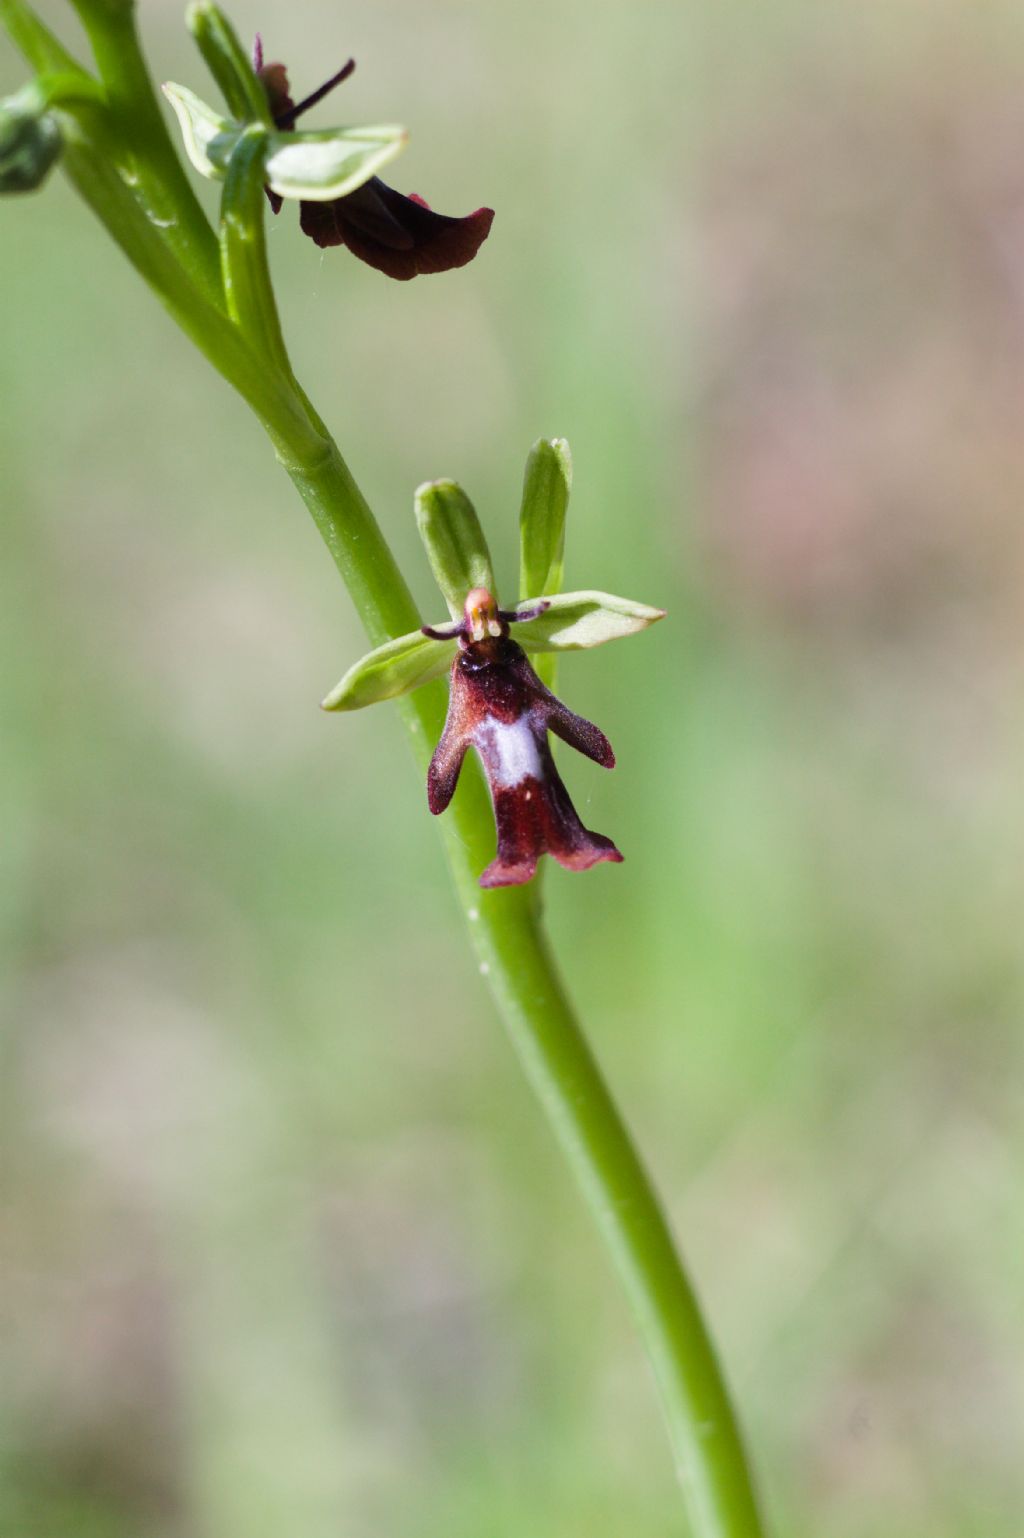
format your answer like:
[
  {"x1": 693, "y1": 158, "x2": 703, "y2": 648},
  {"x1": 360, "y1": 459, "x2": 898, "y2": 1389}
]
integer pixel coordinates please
[
  {"x1": 162, "y1": 80, "x2": 406, "y2": 200},
  {"x1": 323, "y1": 441, "x2": 665, "y2": 712}
]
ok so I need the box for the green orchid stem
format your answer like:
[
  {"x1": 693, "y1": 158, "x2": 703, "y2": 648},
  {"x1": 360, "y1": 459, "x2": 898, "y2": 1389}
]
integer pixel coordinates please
[
  {"x1": 477, "y1": 904, "x2": 761, "y2": 1538},
  {"x1": 67, "y1": 0, "x2": 224, "y2": 305},
  {"x1": 1, "y1": 3, "x2": 766, "y2": 1532}
]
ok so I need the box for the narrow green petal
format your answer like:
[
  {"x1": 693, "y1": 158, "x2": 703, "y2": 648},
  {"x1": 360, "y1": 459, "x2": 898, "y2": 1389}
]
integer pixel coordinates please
[
  {"x1": 264, "y1": 124, "x2": 406, "y2": 201},
  {"x1": 321, "y1": 628, "x2": 456, "y2": 712},
  {"x1": 518, "y1": 437, "x2": 571, "y2": 602},
  {"x1": 415, "y1": 480, "x2": 498, "y2": 620},
  {"x1": 187, "y1": 1, "x2": 271, "y2": 126},
  {"x1": 512, "y1": 590, "x2": 666, "y2": 652},
  {"x1": 161, "y1": 80, "x2": 237, "y2": 179}
]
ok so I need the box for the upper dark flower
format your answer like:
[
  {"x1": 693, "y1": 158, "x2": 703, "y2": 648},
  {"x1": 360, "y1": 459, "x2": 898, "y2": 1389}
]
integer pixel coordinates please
[{"x1": 254, "y1": 39, "x2": 493, "y2": 280}]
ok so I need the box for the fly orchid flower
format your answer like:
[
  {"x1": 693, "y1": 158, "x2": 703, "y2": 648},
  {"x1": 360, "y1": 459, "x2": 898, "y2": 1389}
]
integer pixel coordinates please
[
  {"x1": 321, "y1": 441, "x2": 666, "y2": 889},
  {"x1": 161, "y1": 9, "x2": 492, "y2": 281},
  {"x1": 253, "y1": 39, "x2": 494, "y2": 279}
]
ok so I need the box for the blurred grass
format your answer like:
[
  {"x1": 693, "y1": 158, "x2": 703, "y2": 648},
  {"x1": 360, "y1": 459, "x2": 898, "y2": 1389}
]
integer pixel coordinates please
[{"x1": 3, "y1": 1, "x2": 1024, "y2": 1535}]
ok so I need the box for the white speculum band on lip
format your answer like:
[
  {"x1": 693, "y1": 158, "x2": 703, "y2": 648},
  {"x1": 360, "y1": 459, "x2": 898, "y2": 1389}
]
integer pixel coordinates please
[{"x1": 475, "y1": 715, "x2": 543, "y2": 788}]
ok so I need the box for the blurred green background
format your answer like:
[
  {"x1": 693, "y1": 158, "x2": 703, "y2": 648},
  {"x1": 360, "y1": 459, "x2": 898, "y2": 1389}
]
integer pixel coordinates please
[{"x1": 3, "y1": 2, "x2": 1024, "y2": 1534}]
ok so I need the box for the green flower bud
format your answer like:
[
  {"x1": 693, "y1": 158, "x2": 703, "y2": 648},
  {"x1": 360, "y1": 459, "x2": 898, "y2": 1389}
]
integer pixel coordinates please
[{"x1": 0, "y1": 89, "x2": 62, "y2": 194}]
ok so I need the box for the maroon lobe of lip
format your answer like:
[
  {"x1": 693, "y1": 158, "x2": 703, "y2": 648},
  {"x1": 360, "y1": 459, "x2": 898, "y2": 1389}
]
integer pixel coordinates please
[
  {"x1": 252, "y1": 38, "x2": 494, "y2": 279},
  {"x1": 425, "y1": 590, "x2": 623, "y2": 888},
  {"x1": 298, "y1": 182, "x2": 494, "y2": 280}
]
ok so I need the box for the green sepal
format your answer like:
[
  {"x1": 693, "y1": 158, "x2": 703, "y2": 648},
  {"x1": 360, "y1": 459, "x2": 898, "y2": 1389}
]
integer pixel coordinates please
[
  {"x1": 187, "y1": 1, "x2": 271, "y2": 126},
  {"x1": 161, "y1": 81, "x2": 238, "y2": 178},
  {"x1": 162, "y1": 79, "x2": 406, "y2": 201},
  {"x1": 513, "y1": 590, "x2": 666, "y2": 652},
  {"x1": 415, "y1": 480, "x2": 498, "y2": 620},
  {"x1": 322, "y1": 628, "x2": 457, "y2": 711},
  {"x1": 0, "y1": 84, "x2": 62, "y2": 192},
  {"x1": 263, "y1": 123, "x2": 406, "y2": 201},
  {"x1": 519, "y1": 437, "x2": 571, "y2": 602}
]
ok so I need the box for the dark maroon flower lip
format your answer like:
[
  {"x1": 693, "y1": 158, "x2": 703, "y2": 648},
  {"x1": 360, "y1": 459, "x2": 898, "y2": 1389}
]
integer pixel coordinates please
[
  {"x1": 480, "y1": 771, "x2": 623, "y2": 888},
  {"x1": 299, "y1": 184, "x2": 494, "y2": 280},
  {"x1": 252, "y1": 41, "x2": 494, "y2": 279},
  {"x1": 426, "y1": 590, "x2": 622, "y2": 887}
]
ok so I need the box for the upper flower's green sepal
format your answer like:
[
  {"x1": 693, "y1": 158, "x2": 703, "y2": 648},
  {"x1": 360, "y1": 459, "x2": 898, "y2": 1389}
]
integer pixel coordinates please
[
  {"x1": 415, "y1": 480, "x2": 498, "y2": 621},
  {"x1": 321, "y1": 628, "x2": 456, "y2": 712},
  {"x1": 162, "y1": 81, "x2": 239, "y2": 178},
  {"x1": 519, "y1": 437, "x2": 571, "y2": 601},
  {"x1": 512, "y1": 590, "x2": 666, "y2": 652},
  {"x1": 162, "y1": 81, "x2": 406, "y2": 199},
  {"x1": 264, "y1": 124, "x2": 406, "y2": 201},
  {"x1": 0, "y1": 85, "x2": 63, "y2": 193}
]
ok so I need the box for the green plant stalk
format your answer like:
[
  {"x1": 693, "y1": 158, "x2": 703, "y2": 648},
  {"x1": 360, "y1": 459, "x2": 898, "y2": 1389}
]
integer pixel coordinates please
[
  {"x1": 61, "y1": 135, "x2": 324, "y2": 455},
  {"x1": 1, "y1": 5, "x2": 766, "y2": 1532},
  {"x1": 67, "y1": 0, "x2": 224, "y2": 305}
]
